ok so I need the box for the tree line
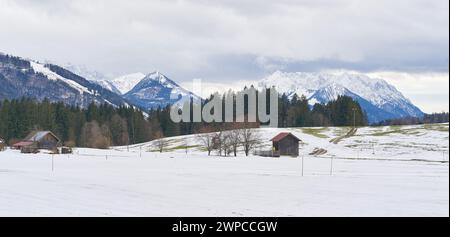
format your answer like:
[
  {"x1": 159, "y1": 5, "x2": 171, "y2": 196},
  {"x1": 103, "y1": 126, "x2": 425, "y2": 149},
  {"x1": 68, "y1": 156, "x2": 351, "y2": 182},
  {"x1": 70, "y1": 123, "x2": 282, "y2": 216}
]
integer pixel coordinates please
[
  {"x1": 375, "y1": 112, "x2": 449, "y2": 126},
  {"x1": 0, "y1": 98, "x2": 154, "y2": 148},
  {"x1": 0, "y1": 89, "x2": 368, "y2": 148},
  {"x1": 278, "y1": 93, "x2": 367, "y2": 127}
]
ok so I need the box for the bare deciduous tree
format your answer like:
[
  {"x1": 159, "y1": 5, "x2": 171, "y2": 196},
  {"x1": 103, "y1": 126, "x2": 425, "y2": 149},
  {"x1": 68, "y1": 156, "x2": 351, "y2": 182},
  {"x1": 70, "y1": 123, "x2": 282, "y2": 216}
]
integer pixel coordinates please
[
  {"x1": 196, "y1": 127, "x2": 215, "y2": 156},
  {"x1": 222, "y1": 131, "x2": 233, "y2": 157},
  {"x1": 197, "y1": 123, "x2": 260, "y2": 157},
  {"x1": 239, "y1": 127, "x2": 261, "y2": 156},
  {"x1": 227, "y1": 129, "x2": 241, "y2": 157},
  {"x1": 214, "y1": 131, "x2": 224, "y2": 156},
  {"x1": 80, "y1": 120, "x2": 111, "y2": 149},
  {"x1": 154, "y1": 131, "x2": 167, "y2": 153}
]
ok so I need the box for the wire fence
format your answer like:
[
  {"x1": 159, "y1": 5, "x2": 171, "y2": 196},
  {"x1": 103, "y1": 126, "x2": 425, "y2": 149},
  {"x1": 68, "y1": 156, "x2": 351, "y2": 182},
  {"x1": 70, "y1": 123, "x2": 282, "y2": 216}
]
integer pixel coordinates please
[
  {"x1": 8, "y1": 146, "x2": 446, "y2": 177},
  {"x1": 309, "y1": 154, "x2": 449, "y2": 163}
]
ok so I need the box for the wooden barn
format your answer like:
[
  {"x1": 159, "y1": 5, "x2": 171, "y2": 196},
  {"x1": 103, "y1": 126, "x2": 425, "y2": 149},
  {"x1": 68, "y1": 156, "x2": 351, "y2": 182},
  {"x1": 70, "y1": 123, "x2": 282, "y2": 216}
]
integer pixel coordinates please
[
  {"x1": 0, "y1": 137, "x2": 5, "y2": 151},
  {"x1": 12, "y1": 131, "x2": 61, "y2": 153},
  {"x1": 270, "y1": 132, "x2": 302, "y2": 157}
]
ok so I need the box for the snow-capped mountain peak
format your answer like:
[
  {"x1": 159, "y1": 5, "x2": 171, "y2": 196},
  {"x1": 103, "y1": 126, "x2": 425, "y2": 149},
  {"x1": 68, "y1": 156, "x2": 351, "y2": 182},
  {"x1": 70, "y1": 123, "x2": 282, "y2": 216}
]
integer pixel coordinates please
[
  {"x1": 111, "y1": 72, "x2": 146, "y2": 94},
  {"x1": 124, "y1": 71, "x2": 201, "y2": 111},
  {"x1": 258, "y1": 71, "x2": 424, "y2": 123},
  {"x1": 63, "y1": 63, "x2": 123, "y2": 95},
  {"x1": 64, "y1": 63, "x2": 110, "y2": 82},
  {"x1": 138, "y1": 71, "x2": 178, "y2": 89},
  {"x1": 307, "y1": 83, "x2": 350, "y2": 104},
  {"x1": 63, "y1": 63, "x2": 146, "y2": 95}
]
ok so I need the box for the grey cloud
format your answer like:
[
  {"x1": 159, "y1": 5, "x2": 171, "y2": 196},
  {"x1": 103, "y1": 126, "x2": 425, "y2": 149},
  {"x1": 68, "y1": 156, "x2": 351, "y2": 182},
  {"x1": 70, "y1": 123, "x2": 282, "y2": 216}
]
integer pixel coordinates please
[{"x1": 0, "y1": 0, "x2": 448, "y2": 82}]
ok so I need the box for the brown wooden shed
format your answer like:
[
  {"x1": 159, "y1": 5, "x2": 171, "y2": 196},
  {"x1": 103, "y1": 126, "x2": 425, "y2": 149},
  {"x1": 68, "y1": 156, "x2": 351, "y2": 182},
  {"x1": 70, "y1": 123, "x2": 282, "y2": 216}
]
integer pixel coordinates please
[
  {"x1": 270, "y1": 132, "x2": 301, "y2": 157},
  {"x1": 13, "y1": 131, "x2": 61, "y2": 153}
]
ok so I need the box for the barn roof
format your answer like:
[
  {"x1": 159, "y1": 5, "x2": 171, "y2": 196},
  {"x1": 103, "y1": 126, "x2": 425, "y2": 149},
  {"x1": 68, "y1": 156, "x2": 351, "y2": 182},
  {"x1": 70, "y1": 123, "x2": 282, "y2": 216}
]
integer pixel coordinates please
[
  {"x1": 25, "y1": 131, "x2": 60, "y2": 142},
  {"x1": 12, "y1": 141, "x2": 34, "y2": 147},
  {"x1": 270, "y1": 132, "x2": 301, "y2": 142}
]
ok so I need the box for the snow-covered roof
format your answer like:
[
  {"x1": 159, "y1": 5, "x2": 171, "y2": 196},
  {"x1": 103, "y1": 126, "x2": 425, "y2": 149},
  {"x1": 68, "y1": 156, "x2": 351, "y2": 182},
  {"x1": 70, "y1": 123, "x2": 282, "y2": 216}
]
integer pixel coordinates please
[{"x1": 25, "y1": 131, "x2": 60, "y2": 142}]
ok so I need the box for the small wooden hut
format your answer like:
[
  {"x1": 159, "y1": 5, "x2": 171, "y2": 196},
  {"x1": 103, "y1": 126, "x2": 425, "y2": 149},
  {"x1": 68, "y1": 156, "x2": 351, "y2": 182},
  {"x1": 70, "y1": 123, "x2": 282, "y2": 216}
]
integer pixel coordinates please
[
  {"x1": 12, "y1": 131, "x2": 61, "y2": 153},
  {"x1": 270, "y1": 132, "x2": 301, "y2": 157}
]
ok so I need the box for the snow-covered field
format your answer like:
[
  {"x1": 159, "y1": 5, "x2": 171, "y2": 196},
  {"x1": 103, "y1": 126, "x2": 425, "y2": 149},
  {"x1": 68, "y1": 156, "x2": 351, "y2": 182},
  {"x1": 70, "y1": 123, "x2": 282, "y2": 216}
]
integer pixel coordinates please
[{"x1": 0, "y1": 124, "x2": 448, "y2": 216}]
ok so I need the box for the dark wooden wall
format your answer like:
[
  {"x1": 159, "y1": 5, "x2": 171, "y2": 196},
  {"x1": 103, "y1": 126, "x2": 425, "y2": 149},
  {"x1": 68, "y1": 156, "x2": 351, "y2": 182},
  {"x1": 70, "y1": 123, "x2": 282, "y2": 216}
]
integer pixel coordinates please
[{"x1": 274, "y1": 136, "x2": 299, "y2": 156}]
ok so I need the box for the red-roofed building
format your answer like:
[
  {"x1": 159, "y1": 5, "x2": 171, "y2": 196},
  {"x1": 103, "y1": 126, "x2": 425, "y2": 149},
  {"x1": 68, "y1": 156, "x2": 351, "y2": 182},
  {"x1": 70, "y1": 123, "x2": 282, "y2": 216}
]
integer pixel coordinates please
[
  {"x1": 12, "y1": 131, "x2": 61, "y2": 153},
  {"x1": 270, "y1": 132, "x2": 301, "y2": 157},
  {"x1": 12, "y1": 141, "x2": 34, "y2": 149}
]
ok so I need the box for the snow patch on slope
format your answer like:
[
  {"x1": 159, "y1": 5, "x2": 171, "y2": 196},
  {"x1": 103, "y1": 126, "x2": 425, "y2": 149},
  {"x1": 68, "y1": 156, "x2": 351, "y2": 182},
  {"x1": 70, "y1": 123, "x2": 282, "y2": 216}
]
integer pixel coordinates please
[
  {"x1": 258, "y1": 71, "x2": 424, "y2": 122},
  {"x1": 111, "y1": 72, "x2": 146, "y2": 94},
  {"x1": 30, "y1": 61, "x2": 93, "y2": 95},
  {"x1": 64, "y1": 63, "x2": 110, "y2": 82}
]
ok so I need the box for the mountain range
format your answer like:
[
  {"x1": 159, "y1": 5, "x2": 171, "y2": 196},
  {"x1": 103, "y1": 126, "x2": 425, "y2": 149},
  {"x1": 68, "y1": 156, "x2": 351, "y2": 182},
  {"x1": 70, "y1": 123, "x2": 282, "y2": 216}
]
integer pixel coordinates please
[
  {"x1": 123, "y1": 71, "x2": 201, "y2": 111},
  {"x1": 64, "y1": 64, "x2": 201, "y2": 110},
  {"x1": 1, "y1": 52, "x2": 424, "y2": 123},
  {"x1": 258, "y1": 71, "x2": 424, "y2": 123},
  {"x1": 0, "y1": 53, "x2": 128, "y2": 108},
  {"x1": 64, "y1": 64, "x2": 144, "y2": 95}
]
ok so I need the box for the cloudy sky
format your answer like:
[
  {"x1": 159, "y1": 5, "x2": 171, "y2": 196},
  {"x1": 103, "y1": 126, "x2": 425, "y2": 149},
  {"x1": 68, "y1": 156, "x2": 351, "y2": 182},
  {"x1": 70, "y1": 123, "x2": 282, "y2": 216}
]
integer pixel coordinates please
[{"x1": 0, "y1": 0, "x2": 448, "y2": 112}]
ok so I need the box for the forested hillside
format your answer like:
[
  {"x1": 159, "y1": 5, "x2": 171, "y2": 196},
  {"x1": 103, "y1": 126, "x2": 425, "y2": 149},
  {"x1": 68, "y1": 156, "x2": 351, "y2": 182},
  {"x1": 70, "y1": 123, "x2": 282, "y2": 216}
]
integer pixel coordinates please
[{"x1": 0, "y1": 90, "x2": 368, "y2": 148}]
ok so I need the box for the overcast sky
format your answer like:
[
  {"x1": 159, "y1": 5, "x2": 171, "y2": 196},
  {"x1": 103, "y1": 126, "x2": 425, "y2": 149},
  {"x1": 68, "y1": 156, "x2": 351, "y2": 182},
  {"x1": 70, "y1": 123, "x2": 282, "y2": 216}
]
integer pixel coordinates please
[{"x1": 0, "y1": 0, "x2": 448, "y2": 112}]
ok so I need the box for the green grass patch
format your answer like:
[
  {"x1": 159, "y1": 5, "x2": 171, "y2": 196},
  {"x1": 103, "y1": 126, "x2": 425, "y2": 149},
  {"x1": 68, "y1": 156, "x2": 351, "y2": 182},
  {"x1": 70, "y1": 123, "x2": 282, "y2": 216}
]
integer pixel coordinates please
[
  {"x1": 169, "y1": 145, "x2": 200, "y2": 150},
  {"x1": 301, "y1": 128, "x2": 329, "y2": 138},
  {"x1": 331, "y1": 127, "x2": 353, "y2": 136},
  {"x1": 423, "y1": 124, "x2": 449, "y2": 132},
  {"x1": 370, "y1": 127, "x2": 422, "y2": 136}
]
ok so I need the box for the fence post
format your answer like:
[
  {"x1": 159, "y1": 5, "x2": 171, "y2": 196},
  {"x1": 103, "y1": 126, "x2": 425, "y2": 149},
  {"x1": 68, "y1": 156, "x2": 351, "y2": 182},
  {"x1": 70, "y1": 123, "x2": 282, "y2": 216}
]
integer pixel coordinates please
[
  {"x1": 330, "y1": 156, "x2": 334, "y2": 176},
  {"x1": 301, "y1": 156, "x2": 304, "y2": 177},
  {"x1": 51, "y1": 154, "x2": 54, "y2": 172}
]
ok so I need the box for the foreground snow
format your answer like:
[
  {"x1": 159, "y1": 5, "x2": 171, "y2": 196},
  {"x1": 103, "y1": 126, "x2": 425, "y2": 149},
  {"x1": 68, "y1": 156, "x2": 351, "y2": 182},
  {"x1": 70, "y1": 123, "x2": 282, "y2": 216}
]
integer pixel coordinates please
[{"x1": 0, "y1": 124, "x2": 448, "y2": 216}]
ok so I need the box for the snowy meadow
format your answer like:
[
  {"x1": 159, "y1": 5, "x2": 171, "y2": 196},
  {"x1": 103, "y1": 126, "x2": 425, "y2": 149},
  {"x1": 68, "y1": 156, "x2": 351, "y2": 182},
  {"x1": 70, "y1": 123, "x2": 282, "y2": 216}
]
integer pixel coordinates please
[{"x1": 0, "y1": 124, "x2": 448, "y2": 216}]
